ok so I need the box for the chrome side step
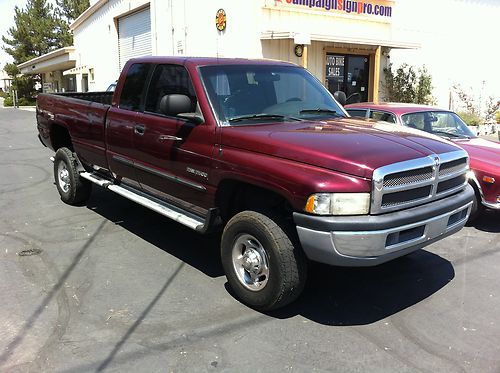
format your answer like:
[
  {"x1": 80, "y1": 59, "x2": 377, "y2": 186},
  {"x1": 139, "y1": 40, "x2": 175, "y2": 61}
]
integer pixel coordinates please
[{"x1": 80, "y1": 171, "x2": 218, "y2": 232}]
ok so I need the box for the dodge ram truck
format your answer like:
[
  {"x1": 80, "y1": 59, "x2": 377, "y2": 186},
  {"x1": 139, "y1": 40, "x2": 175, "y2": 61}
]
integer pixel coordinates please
[{"x1": 36, "y1": 57, "x2": 474, "y2": 310}]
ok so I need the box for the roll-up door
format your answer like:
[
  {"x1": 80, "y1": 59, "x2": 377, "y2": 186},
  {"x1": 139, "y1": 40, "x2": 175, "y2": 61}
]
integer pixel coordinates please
[{"x1": 118, "y1": 7, "x2": 152, "y2": 71}]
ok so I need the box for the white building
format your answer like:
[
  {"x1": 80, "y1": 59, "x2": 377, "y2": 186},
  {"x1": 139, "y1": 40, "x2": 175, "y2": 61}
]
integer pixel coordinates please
[
  {"x1": 19, "y1": 0, "x2": 419, "y2": 102},
  {"x1": 0, "y1": 69, "x2": 13, "y2": 93}
]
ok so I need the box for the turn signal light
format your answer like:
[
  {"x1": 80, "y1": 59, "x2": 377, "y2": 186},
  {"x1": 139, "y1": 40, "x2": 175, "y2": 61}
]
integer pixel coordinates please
[{"x1": 482, "y1": 176, "x2": 495, "y2": 184}]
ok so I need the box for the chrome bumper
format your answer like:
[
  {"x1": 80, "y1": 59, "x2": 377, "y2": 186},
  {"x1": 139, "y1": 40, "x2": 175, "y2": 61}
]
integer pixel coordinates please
[{"x1": 294, "y1": 185, "x2": 474, "y2": 267}]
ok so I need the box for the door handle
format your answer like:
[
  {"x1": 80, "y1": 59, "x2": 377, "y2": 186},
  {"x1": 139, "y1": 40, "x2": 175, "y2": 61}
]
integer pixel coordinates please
[
  {"x1": 134, "y1": 124, "x2": 145, "y2": 135},
  {"x1": 159, "y1": 135, "x2": 183, "y2": 141}
]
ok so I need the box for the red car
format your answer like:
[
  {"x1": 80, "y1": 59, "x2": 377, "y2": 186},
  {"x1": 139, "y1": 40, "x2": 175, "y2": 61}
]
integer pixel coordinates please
[{"x1": 345, "y1": 102, "x2": 500, "y2": 220}]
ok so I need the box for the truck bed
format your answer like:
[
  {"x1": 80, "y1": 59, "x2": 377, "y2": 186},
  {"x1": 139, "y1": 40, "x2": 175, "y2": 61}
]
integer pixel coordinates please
[
  {"x1": 51, "y1": 91, "x2": 114, "y2": 105},
  {"x1": 36, "y1": 92, "x2": 112, "y2": 169}
]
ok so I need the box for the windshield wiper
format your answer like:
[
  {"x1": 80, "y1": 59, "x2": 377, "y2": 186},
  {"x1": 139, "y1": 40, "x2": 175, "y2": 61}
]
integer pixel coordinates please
[
  {"x1": 299, "y1": 108, "x2": 343, "y2": 117},
  {"x1": 432, "y1": 130, "x2": 470, "y2": 139},
  {"x1": 228, "y1": 114, "x2": 302, "y2": 123}
]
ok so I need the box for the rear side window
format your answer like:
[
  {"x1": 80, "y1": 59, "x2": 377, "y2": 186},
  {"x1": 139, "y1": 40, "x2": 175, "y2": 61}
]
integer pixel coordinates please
[
  {"x1": 370, "y1": 110, "x2": 396, "y2": 123},
  {"x1": 145, "y1": 64, "x2": 197, "y2": 115},
  {"x1": 346, "y1": 109, "x2": 367, "y2": 118},
  {"x1": 119, "y1": 63, "x2": 151, "y2": 111}
]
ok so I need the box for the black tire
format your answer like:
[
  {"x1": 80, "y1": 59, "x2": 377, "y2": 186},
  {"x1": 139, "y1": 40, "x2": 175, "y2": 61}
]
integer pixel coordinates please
[
  {"x1": 468, "y1": 191, "x2": 483, "y2": 223},
  {"x1": 53, "y1": 147, "x2": 91, "y2": 205},
  {"x1": 221, "y1": 210, "x2": 307, "y2": 311}
]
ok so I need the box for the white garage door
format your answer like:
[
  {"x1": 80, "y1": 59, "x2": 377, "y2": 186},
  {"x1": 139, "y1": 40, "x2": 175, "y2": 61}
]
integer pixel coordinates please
[{"x1": 118, "y1": 7, "x2": 152, "y2": 71}]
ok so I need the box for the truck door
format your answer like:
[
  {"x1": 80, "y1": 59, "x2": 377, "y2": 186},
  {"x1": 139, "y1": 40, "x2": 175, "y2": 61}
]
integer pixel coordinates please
[
  {"x1": 133, "y1": 64, "x2": 214, "y2": 208},
  {"x1": 106, "y1": 62, "x2": 152, "y2": 185}
]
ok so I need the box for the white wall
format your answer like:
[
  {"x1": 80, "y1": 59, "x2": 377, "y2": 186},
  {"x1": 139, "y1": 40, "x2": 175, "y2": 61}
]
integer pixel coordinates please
[
  {"x1": 153, "y1": 0, "x2": 263, "y2": 58},
  {"x1": 73, "y1": 0, "x2": 150, "y2": 91}
]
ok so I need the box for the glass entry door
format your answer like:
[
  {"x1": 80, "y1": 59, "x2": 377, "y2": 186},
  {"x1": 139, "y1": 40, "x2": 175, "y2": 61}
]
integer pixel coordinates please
[{"x1": 326, "y1": 54, "x2": 369, "y2": 103}]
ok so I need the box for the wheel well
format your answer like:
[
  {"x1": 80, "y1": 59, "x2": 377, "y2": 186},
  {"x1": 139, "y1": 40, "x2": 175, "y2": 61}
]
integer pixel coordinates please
[
  {"x1": 468, "y1": 180, "x2": 482, "y2": 201},
  {"x1": 50, "y1": 124, "x2": 73, "y2": 151},
  {"x1": 215, "y1": 180, "x2": 293, "y2": 222}
]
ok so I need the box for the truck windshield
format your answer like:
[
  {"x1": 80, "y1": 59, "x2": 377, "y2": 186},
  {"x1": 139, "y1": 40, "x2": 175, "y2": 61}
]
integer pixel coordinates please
[{"x1": 199, "y1": 65, "x2": 346, "y2": 125}]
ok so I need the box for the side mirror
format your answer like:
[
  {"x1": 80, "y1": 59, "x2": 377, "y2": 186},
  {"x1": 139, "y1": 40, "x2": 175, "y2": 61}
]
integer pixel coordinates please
[
  {"x1": 333, "y1": 91, "x2": 347, "y2": 106},
  {"x1": 160, "y1": 94, "x2": 192, "y2": 116},
  {"x1": 159, "y1": 94, "x2": 204, "y2": 124}
]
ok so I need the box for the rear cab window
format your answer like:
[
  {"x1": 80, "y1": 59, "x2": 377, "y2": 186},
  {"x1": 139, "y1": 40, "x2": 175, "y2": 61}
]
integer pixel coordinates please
[{"x1": 119, "y1": 63, "x2": 152, "y2": 111}]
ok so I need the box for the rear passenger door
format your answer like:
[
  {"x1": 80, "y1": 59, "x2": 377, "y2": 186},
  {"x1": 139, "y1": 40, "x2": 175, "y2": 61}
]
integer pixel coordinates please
[{"x1": 106, "y1": 63, "x2": 151, "y2": 184}]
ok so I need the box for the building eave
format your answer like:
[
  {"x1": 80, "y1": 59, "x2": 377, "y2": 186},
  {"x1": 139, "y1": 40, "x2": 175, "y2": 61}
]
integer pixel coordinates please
[
  {"x1": 17, "y1": 47, "x2": 77, "y2": 70},
  {"x1": 17, "y1": 47, "x2": 77, "y2": 74},
  {"x1": 70, "y1": 0, "x2": 108, "y2": 31},
  {"x1": 261, "y1": 31, "x2": 420, "y2": 49}
]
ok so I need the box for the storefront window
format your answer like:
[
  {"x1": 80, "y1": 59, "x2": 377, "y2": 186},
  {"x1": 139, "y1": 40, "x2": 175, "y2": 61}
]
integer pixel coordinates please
[{"x1": 326, "y1": 54, "x2": 369, "y2": 103}]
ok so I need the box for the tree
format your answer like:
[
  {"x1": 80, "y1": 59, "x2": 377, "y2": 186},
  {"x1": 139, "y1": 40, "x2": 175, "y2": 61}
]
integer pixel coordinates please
[
  {"x1": 383, "y1": 63, "x2": 435, "y2": 105},
  {"x1": 496, "y1": 111, "x2": 500, "y2": 124},
  {"x1": 484, "y1": 96, "x2": 500, "y2": 124},
  {"x1": 457, "y1": 111, "x2": 481, "y2": 126},
  {"x1": 2, "y1": 0, "x2": 71, "y2": 65},
  {"x1": 452, "y1": 84, "x2": 478, "y2": 116},
  {"x1": 1, "y1": 0, "x2": 88, "y2": 101},
  {"x1": 55, "y1": 0, "x2": 90, "y2": 23}
]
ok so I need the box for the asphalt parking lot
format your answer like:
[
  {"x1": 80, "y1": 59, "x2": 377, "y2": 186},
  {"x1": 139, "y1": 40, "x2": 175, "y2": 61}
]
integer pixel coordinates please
[{"x1": 1, "y1": 107, "x2": 499, "y2": 372}]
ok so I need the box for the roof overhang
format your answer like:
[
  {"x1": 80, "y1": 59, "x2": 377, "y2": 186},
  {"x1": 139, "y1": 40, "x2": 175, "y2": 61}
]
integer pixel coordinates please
[
  {"x1": 261, "y1": 31, "x2": 420, "y2": 49},
  {"x1": 17, "y1": 47, "x2": 77, "y2": 74},
  {"x1": 63, "y1": 65, "x2": 91, "y2": 76}
]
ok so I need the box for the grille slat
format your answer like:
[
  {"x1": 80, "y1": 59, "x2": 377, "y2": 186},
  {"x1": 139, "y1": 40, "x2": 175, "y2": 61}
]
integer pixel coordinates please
[
  {"x1": 439, "y1": 158, "x2": 467, "y2": 177},
  {"x1": 371, "y1": 151, "x2": 469, "y2": 214},
  {"x1": 383, "y1": 167, "x2": 433, "y2": 188}
]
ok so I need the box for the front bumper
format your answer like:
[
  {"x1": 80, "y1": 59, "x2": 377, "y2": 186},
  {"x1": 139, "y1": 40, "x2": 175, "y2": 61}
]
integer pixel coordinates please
[{"x1": 294, "y1": 185, "x2": 474, "y2": 267}]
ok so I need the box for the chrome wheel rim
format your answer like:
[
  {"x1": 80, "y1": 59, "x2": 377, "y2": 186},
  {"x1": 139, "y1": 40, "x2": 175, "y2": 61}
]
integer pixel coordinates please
[
  {"x1": 57, "y1": 162, "x2": 70, "y2": 193},
  {"x1": 232, "y1": 234, "x2": 269, "y2": 291}
]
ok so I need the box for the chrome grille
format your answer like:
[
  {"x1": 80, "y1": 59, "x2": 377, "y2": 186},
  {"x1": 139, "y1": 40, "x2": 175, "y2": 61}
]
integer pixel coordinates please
[
  {"x1": 371, "y1": 150, "x2": 469, "y2": 214},
  {"x1": 383, "y1": 167, "x2": 433, "y2": 188},
  {"x1": 439, "y1": 157, "x2": 468, "y2": 177}
]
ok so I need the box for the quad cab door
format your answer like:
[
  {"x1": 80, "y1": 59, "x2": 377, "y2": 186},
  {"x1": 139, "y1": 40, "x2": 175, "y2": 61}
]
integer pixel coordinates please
[{"x1": 133, "y1": 64, "x2": 216, "y2": 211}]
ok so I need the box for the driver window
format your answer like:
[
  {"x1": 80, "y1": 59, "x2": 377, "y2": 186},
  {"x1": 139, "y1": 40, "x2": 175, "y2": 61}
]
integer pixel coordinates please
[{"x1": 145, "y1": 64, "x2": 197, "y2": 115}]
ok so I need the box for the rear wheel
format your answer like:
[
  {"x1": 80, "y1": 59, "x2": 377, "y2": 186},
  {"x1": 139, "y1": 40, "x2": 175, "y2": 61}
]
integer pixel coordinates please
[
  {"x1": 54, "y1": 147, "x2": 91, "y2": 205},
  {"x1": 221, "y1": 210, "x2": 307, "y2": 311}
]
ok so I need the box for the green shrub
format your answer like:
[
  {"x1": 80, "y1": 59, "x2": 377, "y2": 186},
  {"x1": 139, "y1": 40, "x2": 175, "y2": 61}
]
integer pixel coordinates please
[
  {"x1": 3, "y1": 96, "x2": 13, "y2": 106},
  {"x1": 457, "y1": 111, "x2": 481, "y2": 126},
  {"x1": 18, "y1": 97, "x2": 36, "y2": 106}
]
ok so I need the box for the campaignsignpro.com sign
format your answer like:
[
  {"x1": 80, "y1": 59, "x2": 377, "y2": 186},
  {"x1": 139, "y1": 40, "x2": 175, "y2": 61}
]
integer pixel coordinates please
[{"x1": 275, "y1": 0, "x2": 393, "y2": 18}]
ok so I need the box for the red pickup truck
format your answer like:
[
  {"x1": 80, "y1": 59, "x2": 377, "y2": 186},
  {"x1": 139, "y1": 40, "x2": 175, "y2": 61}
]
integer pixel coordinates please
[{"x1": 37, "y1": 57, "x2": 473, "y2": 310}]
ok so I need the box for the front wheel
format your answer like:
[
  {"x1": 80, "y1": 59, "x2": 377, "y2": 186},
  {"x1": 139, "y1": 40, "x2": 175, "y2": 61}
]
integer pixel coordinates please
[
  {"x1": 221, "y1": 210, "x2": 307, "y2": 311},
  {"x1": 54, "y1": 147, "x2": 91, "y2": 205}
]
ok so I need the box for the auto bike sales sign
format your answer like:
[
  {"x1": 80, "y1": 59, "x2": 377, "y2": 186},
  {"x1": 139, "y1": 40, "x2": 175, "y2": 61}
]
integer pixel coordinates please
[{"x1": 269, "y1": 0, "x2": 394, "y2": 19}]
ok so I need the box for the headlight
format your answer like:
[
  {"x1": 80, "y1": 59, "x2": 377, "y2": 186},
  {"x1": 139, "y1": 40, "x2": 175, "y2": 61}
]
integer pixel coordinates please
[{"x1": 305, "y1": 193, "x2": 370, "y2": 215}]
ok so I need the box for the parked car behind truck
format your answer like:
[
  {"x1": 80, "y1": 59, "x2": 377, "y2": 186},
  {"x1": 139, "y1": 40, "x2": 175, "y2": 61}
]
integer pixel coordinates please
[
  {"x1": 345, "y1": 102, "x2": 500, "y2": 221},
  {"x1": 37, "y1": 57, "x2": 474, "y2": 310}
]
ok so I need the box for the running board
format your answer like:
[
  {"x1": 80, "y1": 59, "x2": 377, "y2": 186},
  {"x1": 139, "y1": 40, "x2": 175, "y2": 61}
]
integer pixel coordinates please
[{"x1": 80, "y1": 172, "x2": 218, "y2": 233}]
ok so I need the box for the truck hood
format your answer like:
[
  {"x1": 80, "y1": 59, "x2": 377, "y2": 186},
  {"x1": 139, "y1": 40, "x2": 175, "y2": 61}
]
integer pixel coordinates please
[
  {"x1": 451, "y1": 137, "x2": 500, "y2": 171},
  {"x1": 221, "y1": 118, "x2": 461, "y2": 179}
]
